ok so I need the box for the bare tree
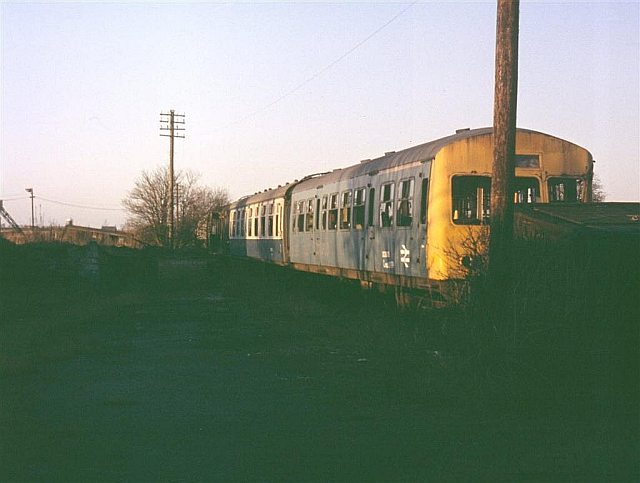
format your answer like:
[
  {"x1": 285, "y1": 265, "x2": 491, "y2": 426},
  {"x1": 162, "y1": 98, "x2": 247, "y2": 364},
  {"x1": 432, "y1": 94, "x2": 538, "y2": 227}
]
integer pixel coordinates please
[
  {"x1": 592, "y1": 174, "x2": 606, "y2": 202},
  {"x1": 123, "y1": 166, "x2": 228, "y2": 248},
  {"x1": 173, "y1": 171, "x2": 229, "y2": 248}
]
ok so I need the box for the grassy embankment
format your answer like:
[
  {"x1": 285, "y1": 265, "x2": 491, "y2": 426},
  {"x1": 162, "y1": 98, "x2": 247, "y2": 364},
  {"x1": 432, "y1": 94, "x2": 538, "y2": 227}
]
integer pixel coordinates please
[
  {"x1": 1, "y1": 234, "x2": 638, "y2": 478},
  {"x1": 0, "y1": 240, "x2": 157, "y2": 374},
  {"x1": 1, "y1": 235, "x2": 638, "y2": 439},
  {"x1": 2, "y1": 234, "x2": 638, "y2": 392}
]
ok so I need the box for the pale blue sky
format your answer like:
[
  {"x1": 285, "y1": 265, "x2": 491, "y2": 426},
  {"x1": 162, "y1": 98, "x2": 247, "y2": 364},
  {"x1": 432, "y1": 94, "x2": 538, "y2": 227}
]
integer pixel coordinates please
[{"x1": 1, "y1": 1, "x2": 638, "y2": 227}]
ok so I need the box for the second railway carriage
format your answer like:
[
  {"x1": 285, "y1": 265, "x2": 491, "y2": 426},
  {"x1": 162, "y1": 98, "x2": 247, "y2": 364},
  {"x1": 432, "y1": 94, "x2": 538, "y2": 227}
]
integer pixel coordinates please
[
  {"x1": 226, "y1": 185, "x2": 288, "y2": 263},
  {"x1": 221, "y1": 127, "x2": 594, "y2": 294}
]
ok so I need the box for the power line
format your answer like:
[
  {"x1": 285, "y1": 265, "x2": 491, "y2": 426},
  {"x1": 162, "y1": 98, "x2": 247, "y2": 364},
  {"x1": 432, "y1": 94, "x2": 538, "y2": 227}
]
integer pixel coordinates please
[
  {"x1": 35, "y1": 196, "x2": 125, "y2": 212},
  {"x1": 215, "y1": 1, "x2": 419, "y2": 132},
  {"x1": 1, "y1": 194, "x2": 124, "y2": 211}
]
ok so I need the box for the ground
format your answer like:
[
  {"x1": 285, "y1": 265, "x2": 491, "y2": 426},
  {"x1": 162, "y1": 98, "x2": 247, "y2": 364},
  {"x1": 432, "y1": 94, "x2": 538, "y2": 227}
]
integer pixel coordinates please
[{"x1": 1, "y1": 253, "x2": 638, "y2": 481}]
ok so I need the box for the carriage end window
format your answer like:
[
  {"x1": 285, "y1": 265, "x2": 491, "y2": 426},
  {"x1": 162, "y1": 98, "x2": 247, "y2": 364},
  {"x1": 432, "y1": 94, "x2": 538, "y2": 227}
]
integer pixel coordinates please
[
  {"x1": 452, "y1": 176, "x2": 491, "y2": 225},
  {"x1": 515, "y1": 154, "x2": 540, "y2": 168},
  {"x1": 514, "y1": 177, "x2": 541, "y2": 204},
  {"x1": 548, "y1": 177, "x2": 585, "y2": 202}
]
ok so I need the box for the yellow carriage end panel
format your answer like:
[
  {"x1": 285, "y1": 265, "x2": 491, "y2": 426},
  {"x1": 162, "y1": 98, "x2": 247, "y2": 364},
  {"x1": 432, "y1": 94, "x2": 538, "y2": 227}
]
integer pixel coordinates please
[
  {"x1": 426, "y1": 129, "x2": 592, "y2": 281},
  {"x1": 427, "y1": 133, "x2": 493, "y2": 280}
]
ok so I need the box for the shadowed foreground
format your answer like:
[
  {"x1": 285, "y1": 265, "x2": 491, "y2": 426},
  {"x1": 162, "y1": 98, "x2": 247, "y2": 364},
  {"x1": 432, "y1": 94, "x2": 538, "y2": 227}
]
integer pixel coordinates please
[{"x1": 1, "y1": 247, "x2": 638, "y2": 481}]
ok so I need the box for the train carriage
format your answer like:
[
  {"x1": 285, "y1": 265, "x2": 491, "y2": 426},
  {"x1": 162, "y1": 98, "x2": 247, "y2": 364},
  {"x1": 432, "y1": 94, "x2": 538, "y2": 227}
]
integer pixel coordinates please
[
  {"x1": 219, "y1": 127, "x2": 593, "y2": 295},
  {"x1": 226, "y1": 185, "x2": 288, "y2": 264}
]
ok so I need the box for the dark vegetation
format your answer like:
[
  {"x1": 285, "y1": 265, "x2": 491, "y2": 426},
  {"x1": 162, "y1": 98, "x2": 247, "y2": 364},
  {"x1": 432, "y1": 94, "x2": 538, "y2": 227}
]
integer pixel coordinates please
[{"x1": 0, "y1": 235, "x2": 638, "y2": 480}]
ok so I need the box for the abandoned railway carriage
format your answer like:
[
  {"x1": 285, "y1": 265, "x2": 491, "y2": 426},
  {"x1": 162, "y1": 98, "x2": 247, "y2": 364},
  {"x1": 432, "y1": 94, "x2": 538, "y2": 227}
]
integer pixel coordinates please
[{"x1": 222, "y1": 127, "x2": 593, "y2": 295}]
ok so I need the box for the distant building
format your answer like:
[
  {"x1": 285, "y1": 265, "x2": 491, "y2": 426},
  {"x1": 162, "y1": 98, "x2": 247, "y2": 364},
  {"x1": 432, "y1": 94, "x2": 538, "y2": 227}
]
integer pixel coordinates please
[{"x1": 0, "y1": 224, "x2": 143, "y2": 248}]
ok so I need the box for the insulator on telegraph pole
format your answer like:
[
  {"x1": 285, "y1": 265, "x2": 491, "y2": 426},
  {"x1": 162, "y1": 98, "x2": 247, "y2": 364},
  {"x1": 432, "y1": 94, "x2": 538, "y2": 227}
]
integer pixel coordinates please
[{"x1": 160, "y1": 110, "x2": 185, "y2": 248}]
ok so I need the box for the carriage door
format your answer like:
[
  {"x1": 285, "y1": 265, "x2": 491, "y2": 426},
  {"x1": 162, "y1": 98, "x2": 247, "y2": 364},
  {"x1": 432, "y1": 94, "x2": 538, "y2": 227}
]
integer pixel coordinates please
[
  {"x1": 364, "y1": 179, "x2": 396, "y2": 276},
  {"x1": 364, "y1": 186, "x2": 378, "y2": 273},
  {"x1": 353, "y1": 187, "x2": 367, "y2": 271},
  {"x1": 312, "y1": 196, "x2": 321, "y2": 265},
  {"x1": 417, "y1": 168, "x2": 430, "y2": 279}
]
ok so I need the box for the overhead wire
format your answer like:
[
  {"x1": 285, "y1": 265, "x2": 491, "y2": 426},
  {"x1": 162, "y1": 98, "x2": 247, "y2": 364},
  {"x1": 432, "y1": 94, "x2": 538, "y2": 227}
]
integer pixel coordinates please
[
  {"x1": 215, "y1": 0, "x2": 419, "y2": 132},
  {"x1": 0, "y1": 195, "x2": 29, "y2": 201},
  {"x1": 35, "y1": 196, "x2": 125, "y2": 212}
]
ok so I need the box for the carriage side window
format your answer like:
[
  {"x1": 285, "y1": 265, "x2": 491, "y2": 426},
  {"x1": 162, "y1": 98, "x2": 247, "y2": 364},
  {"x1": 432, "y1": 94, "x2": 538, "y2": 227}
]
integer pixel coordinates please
[
  {"x1": 328, "y1": 193, "x2": 338, "y2": 230},
  {"x1": 420, "y1": 178, "x2": 429, "y2": 225},
  {"x1": 254, "y1": 207, "x2": 259, "y2": 237},
  {"x1": 275, "y1": 205, "x2": 281, "y2": 237},
  {"x1": 548, "y1": 177, "x2": 585, "y2": 202},
  {"x1": 231, "y1": 211, "x2": 236, "y2": 238},
  {"x1": 267, "y1": 203, "x2": 274, "y2": 237},
  {"x1": 353, "y1": 188, "x2": 366, "y2": 229},
  {"x1": 247, "y1": 208, "x2": 253, "y2": 237},
  {"x1": 260, "y1": 205, "x2": 266, "y2": 237},
  {"x1": 452, "y1": 176, "x2": 491, "y2": 225},
  {"x1": 321, "y1": 195, "x2": 328, "y2": 231},
  {"x1": 306, "y1": 199, "x2": 315, "y2": 232},
  {"x1": 295, "y1": 201, "x2": 305, "y2": 232},
  {"x1": 315, "y1": 198, "x2": 321, "y2": 230},
  {"x1": 396, "y1": 178, "x2": 414, "y2": 227},
  {"x1": 379, "y1": 182, "x2": 395, "y2": 227},
  {"x1": 340, "y1": 190, "x2": 352, "y2": 229},
  {"x1": 514, "y1": 177, "x2": 540, "y2": 204},
  {"x1": 368, "y1": 188, "x2": 375, "y2": 227}
]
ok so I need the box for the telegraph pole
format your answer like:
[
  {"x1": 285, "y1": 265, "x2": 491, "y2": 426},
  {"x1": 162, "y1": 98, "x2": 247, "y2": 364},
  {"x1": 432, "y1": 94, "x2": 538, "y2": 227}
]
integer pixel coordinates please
[
  {"x1": 175, "y1": 182, "x2": 180, "y2": 246},
  {"x1": 489, "y1": 0, "x2": 520, "y2": 336},
  {"x1": 160, "y1": 110, "x2": 185, "y2": 248},
  {"x1": 491, "y1": 0, "x2": 519, "y2": 253}
]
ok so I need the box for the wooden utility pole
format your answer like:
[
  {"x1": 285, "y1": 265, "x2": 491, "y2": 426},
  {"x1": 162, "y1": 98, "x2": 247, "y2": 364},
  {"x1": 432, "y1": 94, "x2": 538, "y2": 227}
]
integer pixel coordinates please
[
  {"x1": 160, "y1": 110, "x2": 185, "y2": 248},
  {"x1": 490, "y1": 0, "x2": 519, "y2": 278},
  {"x1": 175, "y1": 182, "x2": 180, "y2": 246},
  {"x1": 483, "y1": 0, "x2": 520, "y2": 347}
]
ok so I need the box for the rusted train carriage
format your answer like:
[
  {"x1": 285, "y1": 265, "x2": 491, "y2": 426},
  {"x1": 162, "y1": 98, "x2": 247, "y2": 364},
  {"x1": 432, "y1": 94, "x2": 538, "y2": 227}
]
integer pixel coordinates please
[{"x1": 219, "y1": 127, "x2": 593, "y2": 294}]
